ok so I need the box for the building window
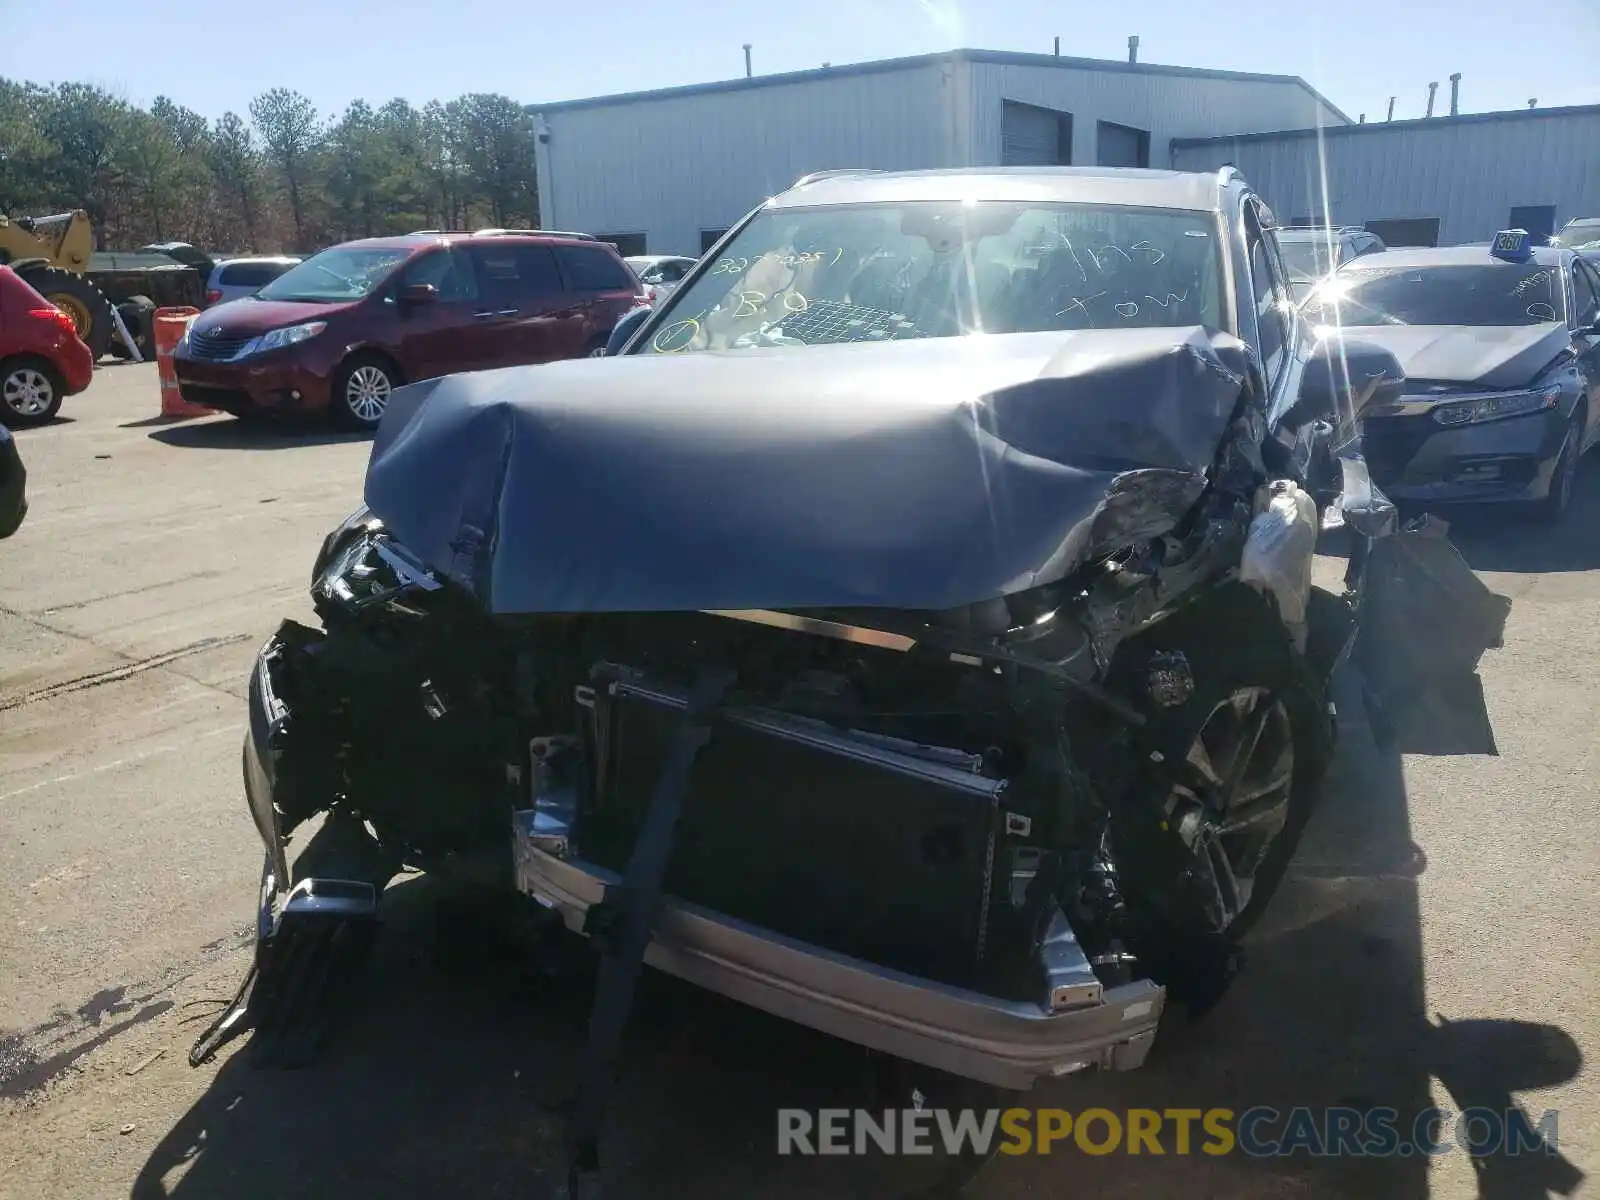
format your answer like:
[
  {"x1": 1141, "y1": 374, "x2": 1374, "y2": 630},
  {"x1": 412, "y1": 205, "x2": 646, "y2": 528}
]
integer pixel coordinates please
[
  {"x1": 1508, "y1": 206, "x2": 1557, "y2": 245},
  {"x1": 1001, "y1": 101, "x2": 1073, "y2": 166},
  {"x1": 701, "y1": 229, "x2": 730, "y2": 253},
  {"x1": 1364, "y1": 218, "x2": 1441, "y2": 248},
  {"x1": 1095, "y1": 121, "x2": 1150, "y2": 168},
  {"x1": 597, "y1": 233, "x2": 647, "y2": 257}
]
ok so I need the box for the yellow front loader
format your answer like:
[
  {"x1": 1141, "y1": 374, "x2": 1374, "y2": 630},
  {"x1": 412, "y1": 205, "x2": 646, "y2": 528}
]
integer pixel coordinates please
[{"x1": 0, "y1": 210, "x2": 116, "y2": 358}]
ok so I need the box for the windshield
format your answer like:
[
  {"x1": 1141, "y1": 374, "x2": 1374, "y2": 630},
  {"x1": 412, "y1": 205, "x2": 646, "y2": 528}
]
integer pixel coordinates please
[
  {"x1": 1307, "y1": 263, "x2": 1566, "y2": 327},
  {"x1": 1556, "y1": 220, "x2": 1600, "y2": 251},
  {"x1": 255, "y1": 245, "x2": 412, "y2": 303},
  {"x1": 639, "y1": 201, "x2": 1224, "y2": 354},
  {"x1": 1276, "y1": 236, "x2": 1338, "y2": 283}
]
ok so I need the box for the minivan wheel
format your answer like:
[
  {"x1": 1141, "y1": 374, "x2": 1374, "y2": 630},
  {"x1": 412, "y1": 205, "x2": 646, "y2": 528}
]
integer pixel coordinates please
[
  {"x1": 332, "y1": 354, "x2": 399, "y2": 431},
  {"x1": 0, "y1": 357, "x2": 64, "y2": 426}
]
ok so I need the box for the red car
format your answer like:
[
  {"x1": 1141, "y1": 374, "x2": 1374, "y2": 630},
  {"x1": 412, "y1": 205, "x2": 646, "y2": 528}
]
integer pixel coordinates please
[
  {"x1": 173, "y1": 232, "x2": 646, "y2": 430},
  {"x1": 0, "y1": 265, "x2": 96, "y2": 427}
]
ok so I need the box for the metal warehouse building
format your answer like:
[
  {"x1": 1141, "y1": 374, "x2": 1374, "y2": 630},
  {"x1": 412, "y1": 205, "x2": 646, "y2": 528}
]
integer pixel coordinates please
[
  {"x1": 1172, "y1": 104, "x2": 1600, "y2": 247},
  {"x1": 529, "y1": 49, "x2": 1349, "y2": 257}
]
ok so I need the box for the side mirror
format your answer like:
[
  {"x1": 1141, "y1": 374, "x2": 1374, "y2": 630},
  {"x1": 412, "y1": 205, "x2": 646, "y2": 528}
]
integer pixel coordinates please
[
  {"x1": 603, "y1": 306, "x2": 653, "y2": 356},
  {"x1": 398, "y1": 282, "x2": 438, "y2": 306},
  {"x1": 1295, "y1": 334, "x2": 1406, "y2": 437}
]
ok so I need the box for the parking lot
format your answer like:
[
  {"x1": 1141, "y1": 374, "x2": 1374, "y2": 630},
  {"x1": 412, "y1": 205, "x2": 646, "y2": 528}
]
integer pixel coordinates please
[{"x1": 1, "y1": 361, "x2": 1596, "y2": 1200}]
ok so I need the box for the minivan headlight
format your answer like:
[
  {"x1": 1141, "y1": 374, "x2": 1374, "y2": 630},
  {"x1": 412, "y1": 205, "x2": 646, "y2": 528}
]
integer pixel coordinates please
[
  {"x1": 252, "y1": 321, "x2": 327, "y2": 355},
  {"x1": 1431, "y1": 384, "x2": 1561, "y2": 427}
]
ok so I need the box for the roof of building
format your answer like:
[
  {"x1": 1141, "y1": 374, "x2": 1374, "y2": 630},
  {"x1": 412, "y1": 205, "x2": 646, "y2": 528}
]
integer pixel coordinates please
[
  {"x1": 769, "y1": 166, "x2": 1239, "y2": 212},
  {"x1": 528, "y1": 48, "x2": 1351, "y2": 124},
  {"x1": 1173, "y1": 102, "x2": 1600, "y2": 148}
]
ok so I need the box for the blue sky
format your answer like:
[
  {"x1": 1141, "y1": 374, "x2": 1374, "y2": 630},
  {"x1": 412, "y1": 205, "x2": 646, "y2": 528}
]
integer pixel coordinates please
[{"x1": 4, "y1": 0, "x2": 1596, "y2": 123}]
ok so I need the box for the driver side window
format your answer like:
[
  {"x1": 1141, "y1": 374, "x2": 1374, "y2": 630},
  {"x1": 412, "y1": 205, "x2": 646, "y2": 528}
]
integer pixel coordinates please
[
  {"x1": 1249, "y1": 217, "x2": 1292, "y2": 386},
  {"x1": 400, "y1": 248, "x2": 478, "y2": 302}
]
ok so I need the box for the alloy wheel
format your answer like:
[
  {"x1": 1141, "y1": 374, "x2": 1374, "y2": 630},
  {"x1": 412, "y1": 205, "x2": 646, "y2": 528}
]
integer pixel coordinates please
[
  {"x1": 1553, "y1": 424, "x2": 1580, "y2": 512},
  {"x1": 1167, "y1": 686, "x2": 1296, "y2": 932},
  {"x1": 2, "y1": 368, "x2": 55, "y2": 418},
  {"x1": 345, "y1": 366, "x2": 391, "y2": 424}
]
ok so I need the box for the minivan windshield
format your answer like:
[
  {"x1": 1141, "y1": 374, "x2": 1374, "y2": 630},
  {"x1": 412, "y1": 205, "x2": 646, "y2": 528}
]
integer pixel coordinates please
[
  {"x1": 639, "y1": 201, "x2": 1224, "y2": 354},
  {"x1": 1308, "y1": 263, "x2": 1566, "y2": 327},
  {"x1": 255, "y1": 245, "x2": 412, "y2": 303}
]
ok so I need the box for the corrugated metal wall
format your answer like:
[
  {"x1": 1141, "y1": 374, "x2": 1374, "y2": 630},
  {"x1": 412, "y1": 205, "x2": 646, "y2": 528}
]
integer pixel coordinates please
[
  {"x1": 534, "y1": 62, "x2": 969, "y2": 257},
  {"x1": 967, "y1": 62, "x2": 1346, "y2": 168},
  {"x1": 1171, "y1": 111, "x2": 1600, "y2": 245}
]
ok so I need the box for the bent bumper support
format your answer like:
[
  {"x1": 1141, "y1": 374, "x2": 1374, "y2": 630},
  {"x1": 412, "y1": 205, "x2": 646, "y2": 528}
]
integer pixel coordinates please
[
  {"x1": 566, "y1": 667, "x2": 733, "y2": 1190},
  {"x1": 516, "y1": 762, "x2": 1164, "y2": 1109}
]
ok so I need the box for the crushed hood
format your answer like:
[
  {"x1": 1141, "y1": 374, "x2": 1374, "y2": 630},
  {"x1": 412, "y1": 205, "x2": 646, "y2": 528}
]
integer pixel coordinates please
[
  {"x1": 1345, "y1": 323, "x2": 1569, "y2": 390},
  {"x1": 363, "y1": 328, "x2": 1252, "y2": 615}
]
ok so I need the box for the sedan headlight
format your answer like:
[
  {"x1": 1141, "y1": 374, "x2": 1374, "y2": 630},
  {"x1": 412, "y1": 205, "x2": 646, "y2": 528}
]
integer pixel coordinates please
[
  {"x1": 250, "y1": 321, "x2": 327, "y2": 355},
  {"x1": 1431, "y1": 384, "x2": 1561, "y2": 427},
  {"x1": 310, "y1": 504, "x2": 381, "y2": 585}
]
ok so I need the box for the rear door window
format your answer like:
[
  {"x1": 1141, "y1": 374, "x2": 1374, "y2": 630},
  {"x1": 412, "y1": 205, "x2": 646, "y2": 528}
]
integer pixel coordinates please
[
  {"x1": 470, "y1": 245, "x2": 562, "y2": 307},
  {"x1": 218, "y1": 262, "x2": 282, "y2": 288},
  {"x1": 556, "y1": 245, "x2": 637, "y2": 293}
]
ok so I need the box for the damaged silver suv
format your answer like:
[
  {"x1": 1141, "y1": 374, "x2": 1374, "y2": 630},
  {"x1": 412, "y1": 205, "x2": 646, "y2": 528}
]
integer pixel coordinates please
[{"x1": 196, "y1": 167, "x2": 1509, "y2": 1172}]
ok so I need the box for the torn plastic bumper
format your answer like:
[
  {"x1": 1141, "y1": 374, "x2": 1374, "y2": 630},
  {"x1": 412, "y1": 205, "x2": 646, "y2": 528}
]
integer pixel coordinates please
[
  {"x1": 513, "y1": 813, "x2": 1163, "y2": 1091},
  {"x1": 189, "y1": 855, "x2": 377, "y2": 1068}
]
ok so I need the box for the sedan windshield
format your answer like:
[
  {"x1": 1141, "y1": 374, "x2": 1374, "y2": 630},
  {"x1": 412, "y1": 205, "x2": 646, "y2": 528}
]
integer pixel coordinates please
[
  {"x1": 1276, "y1": 236, "x2": 1338, "y2": 283},
  {"x1": 1556, "y1": 219, "x2": 1600, "y2": 251},
  {"x1": 256, "y1": 245, "x2": 412, "y2": 303},
  {"x1": 639, "y1": 201, "x2": 1224, "y2": 354},
  {"x1": 1308, "y1": 264, "x2": 1566, "y2": 327}
]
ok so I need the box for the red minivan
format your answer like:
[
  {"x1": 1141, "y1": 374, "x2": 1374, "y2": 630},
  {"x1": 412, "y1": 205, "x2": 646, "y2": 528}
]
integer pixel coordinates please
[
  {"x1": 0, "y1": 265, "x2": 96, "y2": 427},
  {"x1": 173, "y1": 232, "x2": 646, "y2": 430}
]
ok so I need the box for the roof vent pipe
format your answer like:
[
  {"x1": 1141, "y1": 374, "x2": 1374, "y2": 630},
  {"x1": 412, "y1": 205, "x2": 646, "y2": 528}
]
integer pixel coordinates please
[
  {"x1": 1529, "y1": 97, "x2": 1537, "y2": 108},
  {"x1": 1386, "y1": 96, "x2": 1396, "y2": 121},
  {"x1": 1128, "y1": 35, "x2": 1139, "y2": 63},
  {"x1": 1054, "y1": 36, "x2": 1060, "y2": 55},
  {"x1": 1449, "y1": 73, "x2": 1461, "y2": 116},
  {"x1": 1359, "y1": 113, "x2": 1366, "y2": 123},
  {"x1": 743, "y1": 44, "x2": 752, "y2": 78},
  {"x1": 1426, "y1": 81, "x2": 1438, "y2": 117}
]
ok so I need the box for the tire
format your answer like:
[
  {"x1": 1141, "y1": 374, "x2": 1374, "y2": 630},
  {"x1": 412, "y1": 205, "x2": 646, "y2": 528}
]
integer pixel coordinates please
[
  {"x1": 15, "y1": 267, "x2": 114, "y2": 360},
  {"x1": 1105, "y1": 584, "x2": 1334, "y2": 1013},
  {"x1": 1531, "y1": 408, "x2": 1583, "y2": 525},
  {"x1": 330, "y1": 353, "x2": 401, "y2": 432},
  {"x1": 115, "y1": 295, "x2": 157, "y2": 360},
  {"x1": 0, "y1": 356, "x2": 65, "y2": 426}
]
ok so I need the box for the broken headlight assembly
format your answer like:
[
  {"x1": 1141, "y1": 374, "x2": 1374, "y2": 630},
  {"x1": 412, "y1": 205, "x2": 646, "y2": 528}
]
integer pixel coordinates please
[{"x1": 312, "y1": 518, "x2": 441, "y2": 612}]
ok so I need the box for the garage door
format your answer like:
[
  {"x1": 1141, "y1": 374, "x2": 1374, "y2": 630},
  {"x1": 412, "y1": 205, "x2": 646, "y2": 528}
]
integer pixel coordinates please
[
  {"x1": 1096, "y1": 121, "x2": 1149, "y2": 168},
  {"x1": 1002, "y1": 101, "x2": 1067, "y2": 166}
]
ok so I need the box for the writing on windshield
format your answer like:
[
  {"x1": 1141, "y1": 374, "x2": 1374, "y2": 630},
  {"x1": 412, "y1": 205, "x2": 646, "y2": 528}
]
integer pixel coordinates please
[
  {"x1": 257, "y1": 247, "x2": 411, "y2": 303},
  {"x1": 1309, "y1": 264, "x2": 1566, "y2": 328},
  {"x1": 641, "y1": 201, "x2": 1224, "y2": 354}
]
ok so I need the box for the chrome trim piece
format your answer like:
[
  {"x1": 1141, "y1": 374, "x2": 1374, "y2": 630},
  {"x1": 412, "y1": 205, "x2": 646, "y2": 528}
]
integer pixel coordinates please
[
  {"x1": 702, "y1": 608, "x2": 916, "y2": 652},
  {"x1": 509, "y1": 832, "x2": 1162, "y2": 1089}
]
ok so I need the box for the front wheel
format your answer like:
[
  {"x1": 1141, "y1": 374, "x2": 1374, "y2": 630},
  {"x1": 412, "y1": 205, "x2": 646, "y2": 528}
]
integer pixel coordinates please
[
  {"x1": 0, "y1": 357, "x2": 64, "y2": 426},
  {"x1": 1107, "y1": 585, "x2": 1333, "y2": 1013},
  {"x1": 330, "y1": 354, "x2": 400, "y2": 431},
  {"x1": 1531, "y1": 409, "x2": 1583, "y2": 525}
]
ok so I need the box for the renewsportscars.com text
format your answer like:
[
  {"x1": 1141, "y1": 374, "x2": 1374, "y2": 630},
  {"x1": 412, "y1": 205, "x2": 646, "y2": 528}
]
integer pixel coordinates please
[{"x1": 777, "y1": 1106, "x2": 1561, "y2": 1158}]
